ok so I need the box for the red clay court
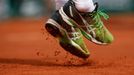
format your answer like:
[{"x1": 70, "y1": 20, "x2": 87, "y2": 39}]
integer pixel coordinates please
[{"x1": 0, "y1": 14, "x2": 134, "y2": 75}]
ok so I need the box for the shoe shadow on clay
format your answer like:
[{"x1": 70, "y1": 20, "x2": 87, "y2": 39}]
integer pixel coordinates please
[{"x1": 0, "y1": 58, "x2": 98, "y2": 67}]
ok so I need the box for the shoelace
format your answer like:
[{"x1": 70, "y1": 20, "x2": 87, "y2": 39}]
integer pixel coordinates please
[
  {"x1": 90, "y1": 10, "x2": 109, "y2": 30},
  {"x1": 88, "y1": 10, "x2": 109, "y2": 39}
]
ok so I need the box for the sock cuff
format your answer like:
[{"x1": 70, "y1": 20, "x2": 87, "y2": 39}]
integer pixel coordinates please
[
  {"x1": 73, "y1": 0, "x2": 94, "y2": 4},
  {"x1": 73, "y1": 0, "x2": 95, "y2": 12}
]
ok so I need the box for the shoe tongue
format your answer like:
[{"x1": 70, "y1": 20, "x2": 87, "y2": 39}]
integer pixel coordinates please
[
  {"x1": 79, "y1": 11, "x2": 94, "y2": 25},
  {"x1": 80, "y1": 12, "x2": 92, "y2": 17}
]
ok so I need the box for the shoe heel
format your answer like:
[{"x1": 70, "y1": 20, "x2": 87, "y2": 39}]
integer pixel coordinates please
[{"x1": 45, "y1": 23, "x2": 60, "y2": 37}]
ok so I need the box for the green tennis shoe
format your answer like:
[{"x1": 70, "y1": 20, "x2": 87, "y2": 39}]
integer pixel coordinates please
[
  {"x1": 60, "y1": 0, "x2": 114, "y2": 45},
  {"x1": 80, "y1": 3, "x2": 114, "y2": 45},
  {"x1": 45, "y1": 10, "x2": 90, "y2": 59}
]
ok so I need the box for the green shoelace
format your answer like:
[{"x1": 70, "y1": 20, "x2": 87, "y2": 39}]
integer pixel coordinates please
[{"x1": 91, "y1": 10, "x2": 109, "y2": 29}]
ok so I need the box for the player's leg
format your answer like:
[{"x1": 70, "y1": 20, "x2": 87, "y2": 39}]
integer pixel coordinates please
[
  {"x1": 55, "y1": 0, "x2": 95, "y2": 12},
  {"x1": 73, "y1": 0, "x2": 95, "y2": 12}
]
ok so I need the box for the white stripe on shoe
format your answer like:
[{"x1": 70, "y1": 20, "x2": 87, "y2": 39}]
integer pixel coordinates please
[{"x1": 69, "y1": 6, "x2": 74, "y2": 17}]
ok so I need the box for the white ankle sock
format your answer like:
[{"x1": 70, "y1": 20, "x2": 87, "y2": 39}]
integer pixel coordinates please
[
  {"x1": 55, "y1": 0, "x2": 95, "y2": 12},
  {"x1": 55, "y1": 0, "x2": 68, "y2": 10},
  {"x1": 73, "y1": 0, "x2": 95, "y2": 12}
]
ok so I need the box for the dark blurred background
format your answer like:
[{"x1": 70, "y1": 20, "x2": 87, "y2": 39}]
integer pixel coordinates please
[
  {"x1": 0, "y1": 0, "x2": 55, "y2": 20},
  {"x1": 0, "y1": 0, "x2": 133, "y2": 20}
]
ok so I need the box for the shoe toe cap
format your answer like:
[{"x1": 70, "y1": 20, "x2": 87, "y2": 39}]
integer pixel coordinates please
[{"x1": 103, "y1": 31, "x2": 114, "y2": 44}]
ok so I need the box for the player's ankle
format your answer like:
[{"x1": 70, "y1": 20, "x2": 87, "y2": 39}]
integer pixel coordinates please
[{"x1": 73, "y1": 0, "x2": 95, "y2": 12}]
